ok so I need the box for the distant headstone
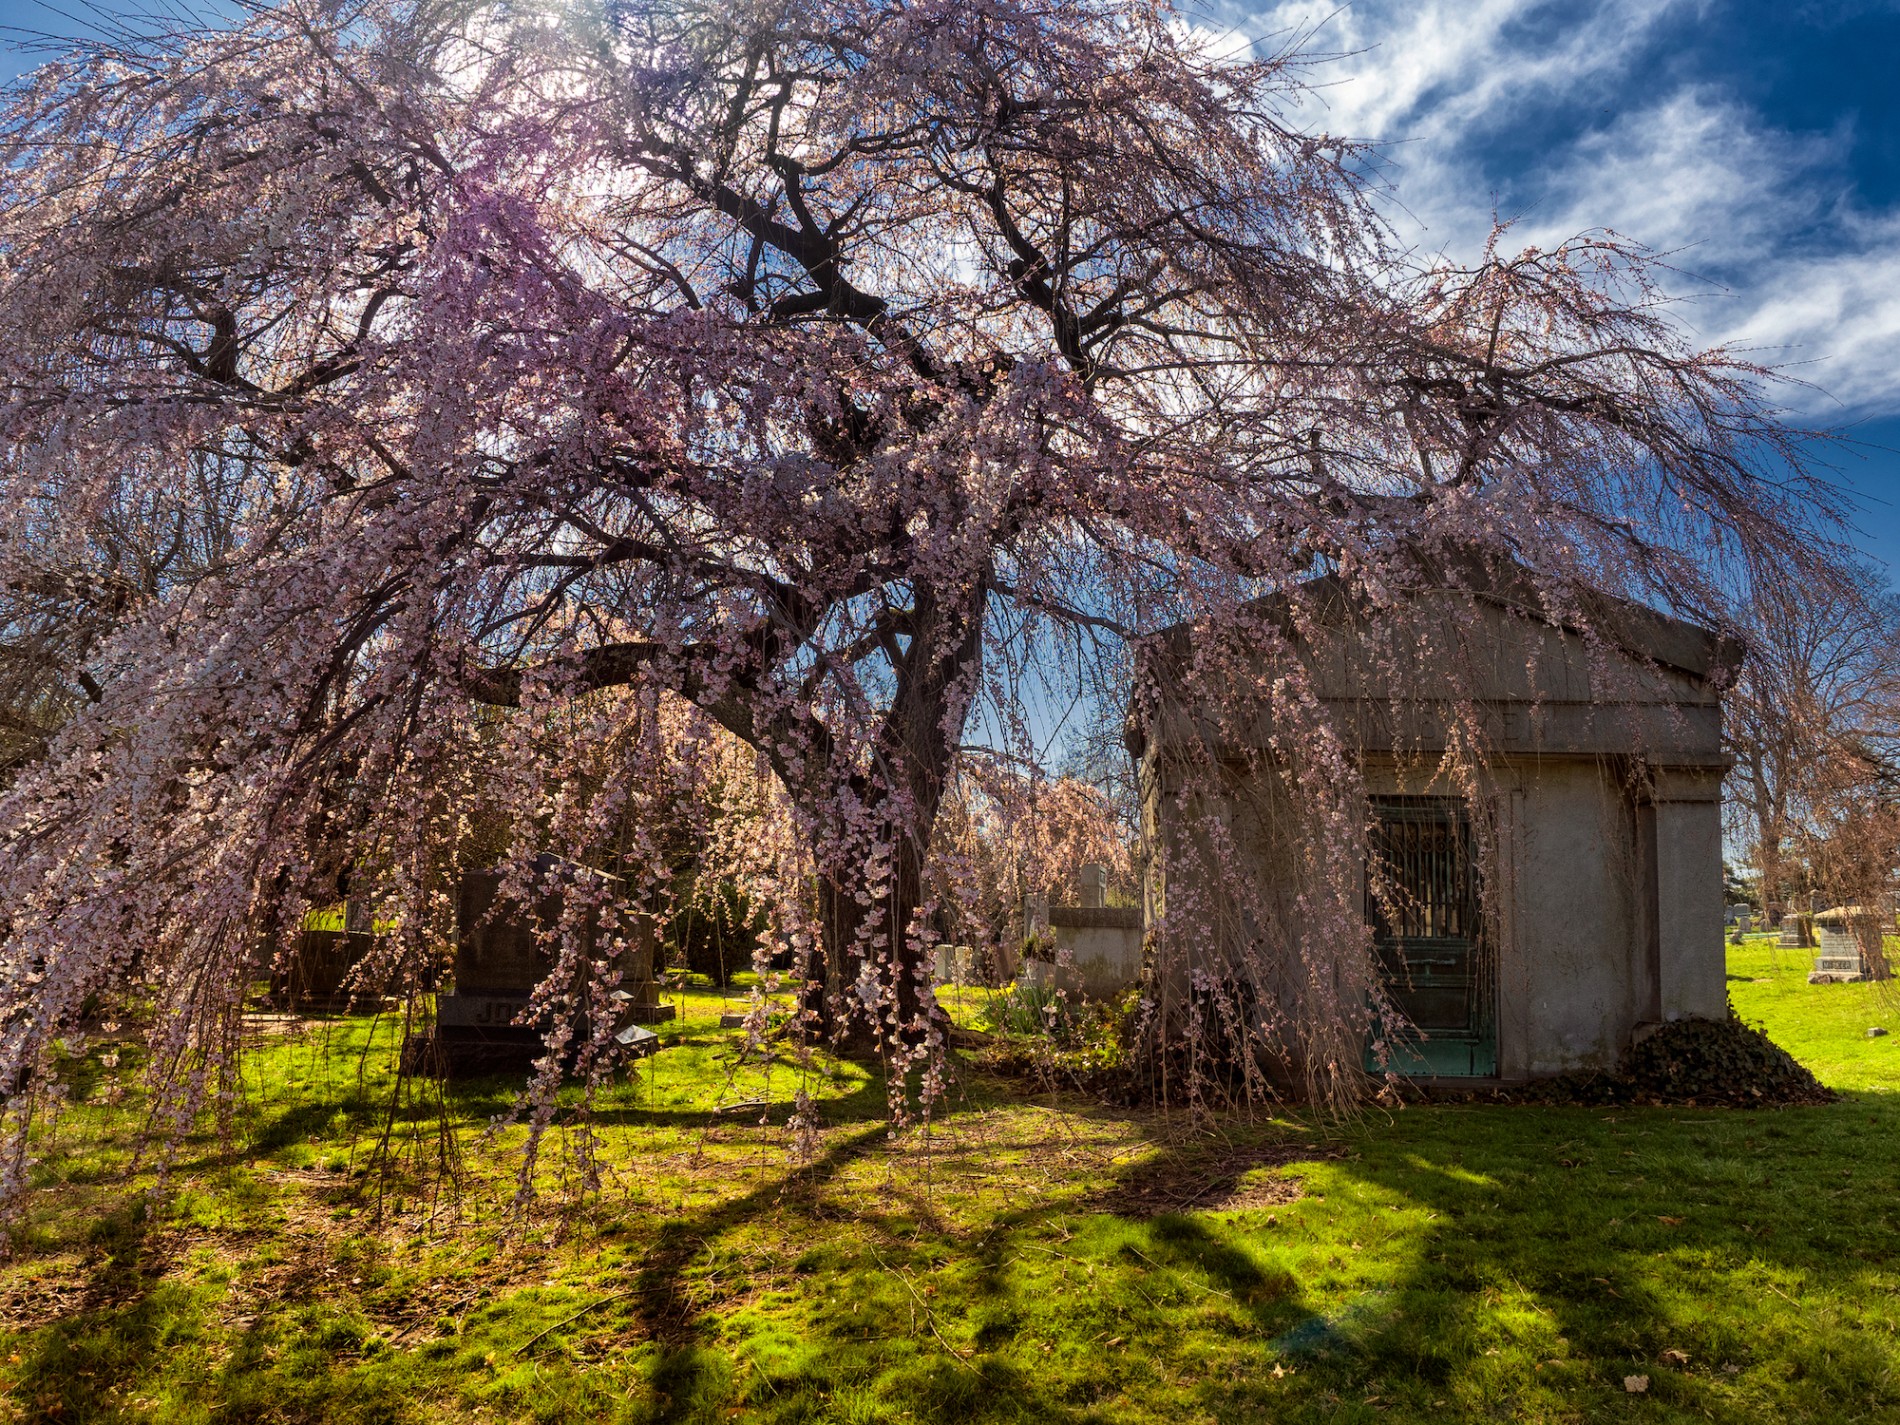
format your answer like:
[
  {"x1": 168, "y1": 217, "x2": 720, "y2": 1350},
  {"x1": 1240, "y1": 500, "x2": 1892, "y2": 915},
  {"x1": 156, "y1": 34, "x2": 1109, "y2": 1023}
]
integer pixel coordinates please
[
  {"x1": 418, "y1": 857, "x2": 672, "y2": 1076},
  {"x1": 1867, "y1": 1026, "x2": 1891, "y2": 1039},
  {"x1": 1023, "y1": 892, "x2": 1051, "y2": 938},
  {"x1": 1809, "y1": 906, "x2": 1872, "y2": 984},
  {"x1": 272, "y1": 901, "x2": 380, "y2": 1012},
  {"x1": 1022, "y1": 866, "x2": 1143, "y2": 999},
  {"x1": 931, "y1": 944, "x2": 976, "y2": 985}
]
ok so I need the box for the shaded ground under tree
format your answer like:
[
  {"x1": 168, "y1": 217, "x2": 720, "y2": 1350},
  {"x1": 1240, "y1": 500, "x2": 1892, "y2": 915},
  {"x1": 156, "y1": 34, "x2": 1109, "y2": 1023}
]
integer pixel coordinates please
[{"x1": 2, "y1": 949, "x2": 1896, "y2": 1425}]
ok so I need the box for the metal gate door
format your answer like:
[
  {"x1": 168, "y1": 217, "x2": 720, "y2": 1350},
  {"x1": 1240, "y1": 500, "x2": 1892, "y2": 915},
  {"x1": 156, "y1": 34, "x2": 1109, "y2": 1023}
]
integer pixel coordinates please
[{"x1": 1362, "y1": 797, "x2": 1496, "y2": 1077}]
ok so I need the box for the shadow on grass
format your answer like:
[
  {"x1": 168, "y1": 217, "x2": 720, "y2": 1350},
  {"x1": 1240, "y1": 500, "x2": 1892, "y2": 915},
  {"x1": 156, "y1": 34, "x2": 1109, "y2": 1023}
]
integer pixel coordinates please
[
  {"x1": 1206, "y1": 1089, "x2": 1900, "y2": 1420},
  {"x1": 9, "y1": 1200, "x2": 188, "y2": 1424},
  {"x1": 34, "y1": 1020, "x2": 1897, "y2": 1424},
  {"x1": 452, "y1": 1071, "x2": 895, "y2": 1131},
  {"x1": 713, "y1": 1082, "x2": 1900, "y2": 1423},
  {"x1": 683, "y1": 1094, "x2": 1336, "y2": 1423}
]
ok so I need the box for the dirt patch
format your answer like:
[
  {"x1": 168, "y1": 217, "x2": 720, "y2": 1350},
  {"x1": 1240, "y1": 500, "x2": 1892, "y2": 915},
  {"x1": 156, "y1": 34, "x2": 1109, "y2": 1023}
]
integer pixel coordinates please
[
  {"x1": 0, "y1": 1260, "x2": 94, "y2": 1331},
  {"x1": 1090, "y1": 1142, "x2": 1335, "y2": 1218}
]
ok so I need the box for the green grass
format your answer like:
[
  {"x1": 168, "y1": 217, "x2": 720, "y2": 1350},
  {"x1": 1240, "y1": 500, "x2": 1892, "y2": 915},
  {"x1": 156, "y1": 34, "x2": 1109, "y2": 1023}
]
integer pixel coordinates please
[
  {"x1": 1725, "y1": 935, "x2": 1897, "y2": 1090},
  {"x1": 3, "y1": 947, "x2": 1897, "y2": 1424}
]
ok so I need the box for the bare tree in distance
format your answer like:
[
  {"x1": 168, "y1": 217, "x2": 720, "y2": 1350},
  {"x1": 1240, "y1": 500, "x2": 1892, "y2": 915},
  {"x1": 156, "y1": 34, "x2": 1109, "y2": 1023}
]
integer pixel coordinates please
[{"x1": 1725, "y1": 558, "x2": 1900, "y2": 931}]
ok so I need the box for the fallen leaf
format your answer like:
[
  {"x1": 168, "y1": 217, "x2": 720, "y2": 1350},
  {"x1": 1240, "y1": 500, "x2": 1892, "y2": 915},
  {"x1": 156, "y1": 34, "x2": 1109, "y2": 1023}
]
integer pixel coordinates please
[
  {"x1": 1661, "y1": 1349, "x2": 1690, "y2": 1366},
  {"x1": 1106, "y1": 1337, "x2": 1123, "y2": 1348},
  {"x1": 1624, "y1": 1375, "x2": 1650, "y2": 1393},
  {"x1": 1657, "y1": 1215, "x2": 1684, "y2": 1226}
]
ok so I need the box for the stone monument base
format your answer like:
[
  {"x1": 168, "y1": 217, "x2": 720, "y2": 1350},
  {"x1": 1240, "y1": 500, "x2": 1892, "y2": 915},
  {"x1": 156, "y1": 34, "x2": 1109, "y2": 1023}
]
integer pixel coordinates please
[
  {"x1": 409, "y1": 991, "x2": 667, "y2": 1077},
  {"x1": 625, "y1": 1004, "x2": 677, "y2": 1023}
]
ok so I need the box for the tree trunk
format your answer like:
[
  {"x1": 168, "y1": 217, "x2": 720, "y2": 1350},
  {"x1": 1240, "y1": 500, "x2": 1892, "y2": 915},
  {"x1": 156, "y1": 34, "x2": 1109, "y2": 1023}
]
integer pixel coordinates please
[
  {"x1": 791, "y1": 576, "x2": 986, "y2": 1060},
  {"x1": 799, "y1": 822, "x2": 941, "y2": 1054}
]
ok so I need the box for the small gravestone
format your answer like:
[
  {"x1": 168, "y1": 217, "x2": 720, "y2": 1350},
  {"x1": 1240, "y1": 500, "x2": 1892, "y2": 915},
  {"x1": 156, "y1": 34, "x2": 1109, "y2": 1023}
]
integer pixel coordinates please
[
  {"x1": 931, "y1": 944, "x2": 975, "y2": 985},
  {"x1": 1868, "y1": 1026, "x2": 1890, "y2": 1039},
  {"x1": 421, "y1": 857, "x2": 672, "y2": 1076},
  {"x1": 1024, "y1": 892, "x2": 1051, "y2": 939},
  {"x1": 616, "y1": 1022, "x2": 661, "y2": 1058},
  {"x1": 1810, "y1": 906, "x2": 1872, "y2": 983},
  {"x1": 1778, "y1": 909, "x2": 1814, "y2": 949},
  {"x1": 272, "y1": 899, "x2": 379, "y2": 1012}
]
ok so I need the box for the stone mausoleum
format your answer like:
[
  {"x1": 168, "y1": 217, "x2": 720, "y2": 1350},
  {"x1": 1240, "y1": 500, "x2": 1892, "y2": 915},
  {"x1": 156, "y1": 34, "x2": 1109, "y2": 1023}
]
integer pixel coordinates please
[{"x1": 1131, "y1": 564, "x2": 1740, "y2": 1083}]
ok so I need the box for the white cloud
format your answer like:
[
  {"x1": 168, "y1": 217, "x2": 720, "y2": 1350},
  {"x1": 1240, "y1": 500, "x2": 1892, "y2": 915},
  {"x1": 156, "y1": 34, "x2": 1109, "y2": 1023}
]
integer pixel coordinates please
[
  {"x1": 1715, "y1": 215, "x2": 1900, "y2": 414},
  {"x1": 1510, "y1": 90, "x2": 1838, "y2": 259},
  {"x1": 1251, "y1": 0, "x2": 1681, "y2": 149},
  {"x1": 1233, "y1": 0, "x2": 1900, "y2": 420}
]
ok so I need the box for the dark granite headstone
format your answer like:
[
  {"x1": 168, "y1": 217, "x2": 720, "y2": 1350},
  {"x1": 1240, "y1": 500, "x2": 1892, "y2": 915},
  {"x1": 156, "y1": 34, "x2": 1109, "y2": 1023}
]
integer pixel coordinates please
[
  {"x1": 271, "y1": 927, "x2": 379, "y2": 1011},
  {"x1": 418, "y1": 857, "x2": 672, "y2": 1076}
]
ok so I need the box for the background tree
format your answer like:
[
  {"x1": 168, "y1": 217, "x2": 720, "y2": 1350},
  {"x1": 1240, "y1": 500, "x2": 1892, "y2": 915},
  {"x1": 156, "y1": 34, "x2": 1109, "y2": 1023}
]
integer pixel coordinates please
[
  {"x1": 1724, "y1": 560, "x2": 1900, "y2": 923},
  {"x1": 928, "y1": 761, "x2": 1134, "y2": 981},
  {"x1": 0, "y1": 457, "x2": 245, "y2": 778},
  {"x1": 0, "y1": 0, "x2": 1850, "y2": 1193}
]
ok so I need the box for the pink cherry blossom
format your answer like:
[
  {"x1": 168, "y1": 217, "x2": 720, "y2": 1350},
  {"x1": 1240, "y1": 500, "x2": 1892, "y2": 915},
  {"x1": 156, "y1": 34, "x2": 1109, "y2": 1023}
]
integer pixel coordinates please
[{"x1": 0, "y1": 0, "x2": 1849, "y2": 1215}]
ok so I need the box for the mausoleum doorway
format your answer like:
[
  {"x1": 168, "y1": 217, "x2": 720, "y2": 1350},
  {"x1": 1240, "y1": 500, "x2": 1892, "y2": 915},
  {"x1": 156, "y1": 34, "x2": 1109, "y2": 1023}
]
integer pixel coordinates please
[{"x1": 1364, "y1": 796, "x2": 1497, "y2": 1078}]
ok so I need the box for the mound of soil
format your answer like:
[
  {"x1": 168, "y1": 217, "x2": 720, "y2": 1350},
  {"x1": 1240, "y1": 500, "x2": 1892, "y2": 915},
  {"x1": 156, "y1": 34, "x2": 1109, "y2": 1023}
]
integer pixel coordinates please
[
  {"x1": 1480, "y1": 1013, "x2": 1835, "y2": 1108},
  {"x1": 969, "y1": 1010, "x2": 1835, "y2": 1110}
]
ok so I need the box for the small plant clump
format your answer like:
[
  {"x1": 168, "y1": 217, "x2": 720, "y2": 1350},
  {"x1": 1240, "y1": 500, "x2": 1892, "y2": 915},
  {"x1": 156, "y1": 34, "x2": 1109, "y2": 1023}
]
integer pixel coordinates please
[{"x1": 974, "y1": 983, "x2": 1135, "y2": 1085}]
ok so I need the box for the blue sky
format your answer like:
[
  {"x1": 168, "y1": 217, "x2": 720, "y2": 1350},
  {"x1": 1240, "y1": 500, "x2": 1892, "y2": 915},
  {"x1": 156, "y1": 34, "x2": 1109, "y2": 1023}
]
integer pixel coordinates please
[
  {"x1": 4, "y1": 0, "x2": 1898, "y2": 573},
  {"x1": 1212, "y1": 0, "x2": 1900, "y2": 575}
]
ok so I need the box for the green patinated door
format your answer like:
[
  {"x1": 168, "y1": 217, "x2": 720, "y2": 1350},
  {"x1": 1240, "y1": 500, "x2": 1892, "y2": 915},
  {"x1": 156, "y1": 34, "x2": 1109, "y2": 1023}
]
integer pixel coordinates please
[{"x1": 1362, "y1": 797, "x2": 1497, "y2": 1078}]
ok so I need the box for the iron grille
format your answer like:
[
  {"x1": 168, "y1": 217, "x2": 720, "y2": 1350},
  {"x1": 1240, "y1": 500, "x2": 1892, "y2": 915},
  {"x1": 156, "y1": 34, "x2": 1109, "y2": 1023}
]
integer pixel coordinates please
[{"x1": 1365, "y1": 796, "x2": 1495, "y2": 1074}]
